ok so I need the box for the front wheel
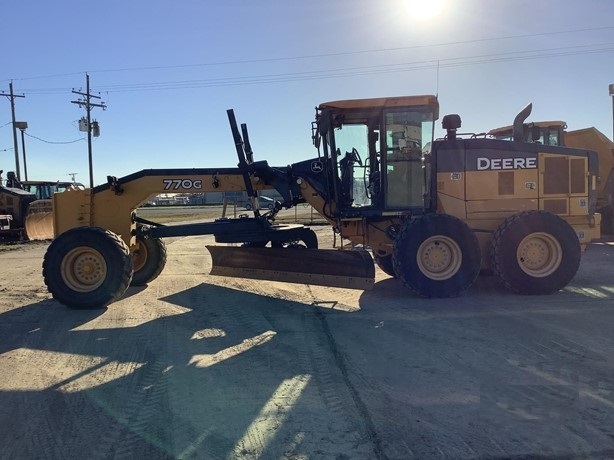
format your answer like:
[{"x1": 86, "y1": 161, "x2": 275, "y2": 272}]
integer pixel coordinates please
[
  {"x1": 271, "y1": 228, "x2": 318, "y2": 249},
  {"x1": 131, "y1": 236, "x2": 167, "y2": 286},
  {"x1": 43, "y1": 227, "x2": 133, "y2": 308},
  {"x1": 392, "y1": 214, "x2": 481, "y2": 297},
  {"x1": 490, "y1": 211, "x2": 580, "y2": 295},
  {"x1": 373, "y1": 254, "x2": 396, "y2": 277}
]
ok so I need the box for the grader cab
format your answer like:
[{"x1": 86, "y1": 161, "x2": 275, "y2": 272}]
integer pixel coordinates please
[
  {"x1": 305, "y1": 97, "x2": 600, "y2": 296},
  {"x1": 41, "y1": 96, "x2": 601, "y2": 308}
]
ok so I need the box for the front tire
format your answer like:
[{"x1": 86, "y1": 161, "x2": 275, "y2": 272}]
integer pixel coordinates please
[
  {"x1": 43, "y1": 227, "x2": 133, "y2": 308},
  {"x1": 392, "y1": 214, "x2": 481, "y2": 297},
  {"x1": 131, "y1": 236, "x2": 167, "y2": 286},
  {"x1": 490, "y1": 211, "x2": 580, "y2": 295},
  {"x1": 271, "y1": 228, "x2": 318, "y2": 249},
  {"x1": 373, "y1": 254, "x2": 396, "y2": 277}
]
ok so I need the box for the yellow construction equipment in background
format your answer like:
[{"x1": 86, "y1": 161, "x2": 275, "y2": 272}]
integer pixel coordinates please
[
  {"x1": 0, "y1": 175, "x2": 84, "y2": 241},
  {"x1": 489, "y1": 120, "x2": 614, "y2": 233}
]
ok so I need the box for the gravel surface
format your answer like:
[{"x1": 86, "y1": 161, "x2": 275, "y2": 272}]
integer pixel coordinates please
[{"x1": 1, "y1": 230, "x2": 614, "y2": 459}]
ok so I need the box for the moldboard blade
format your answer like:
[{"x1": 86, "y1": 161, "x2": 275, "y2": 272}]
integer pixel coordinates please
[{"x1": 207, "y1": 246, "x2": 375, "y2": 290}]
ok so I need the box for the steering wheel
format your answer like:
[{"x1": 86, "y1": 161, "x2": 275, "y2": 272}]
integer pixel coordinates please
[{"x1": 350, "y1": 147, "x2": 363, "y2": 166}]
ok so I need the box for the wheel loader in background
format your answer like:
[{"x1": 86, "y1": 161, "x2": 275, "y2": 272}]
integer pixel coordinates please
[
  {"x1": 41, "y1": 95, "x2": 602, "y2": 308},
  {"x1": 21, "y1": 179, "x2": 85, "y2": 201},
  {"x1": 0, "y1": 171, "x2": 47, "y2": 240},
  {"x1": 0, "y1": 172, "x2": 37, "y2": 240},
  {"x1": 488, "y1": 120, "x2": 614, "y2": 234},
  {"x1": 0, "y1": 172, "x2": 83, "y2": 240}
]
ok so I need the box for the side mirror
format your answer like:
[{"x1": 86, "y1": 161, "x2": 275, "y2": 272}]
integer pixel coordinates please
[
  {"x1": 317, "y1": 109, "x2": 332, "y2": 136},
  {"x1": 312, "y1": 122, "x2": 321, "y2": 149}
]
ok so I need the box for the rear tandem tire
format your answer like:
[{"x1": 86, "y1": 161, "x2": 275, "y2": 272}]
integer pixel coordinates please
[
  {"x1": 392, "y1": 214, "x2": 481, "y2": 297},
  {"x1": 43, "y1": 227, "x2": 133, "y2": 309},
  {"x1": 598, "y1": 204, "x2": 614, "y2": 236},
  {"x1": 490, "y1": 210, "x2": 581, "y2": 295},
  {"x1": 130, "y1": 236, "x2": 167, "y2": 286}
]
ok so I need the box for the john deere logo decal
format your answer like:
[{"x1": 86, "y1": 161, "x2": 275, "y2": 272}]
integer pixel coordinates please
[
  {"x1": 311, "y1": 161, "x2": 323, "y2": 173},
  {"x1": 477, "y1": 157, "x2": 537, "y2": 170}
]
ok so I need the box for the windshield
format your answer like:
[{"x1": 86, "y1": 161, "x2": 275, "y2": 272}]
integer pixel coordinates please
[
  {"x1": 333, "y1": 124, "x2": 374, "y2": 207},
  {"x1": 329, "y1": 106, "x2": 435, "y2": 210},
  {"x1": 384, "y1": 109, "x2": 434, "y2": 208}
]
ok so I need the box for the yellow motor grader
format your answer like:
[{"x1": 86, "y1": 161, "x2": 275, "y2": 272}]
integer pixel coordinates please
[{"x1": 41, "y1": 95, "x2": 601, "y2": 308}]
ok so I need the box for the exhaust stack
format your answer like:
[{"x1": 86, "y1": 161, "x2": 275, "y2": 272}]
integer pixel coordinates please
[{"x1": 512, "y1": 103, "x2": 533, "y2": 142}]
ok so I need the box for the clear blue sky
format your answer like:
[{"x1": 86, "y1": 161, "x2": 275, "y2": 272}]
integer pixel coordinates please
[{"x1": 1, "y1": 0, "x2": 613, "y2": 186}]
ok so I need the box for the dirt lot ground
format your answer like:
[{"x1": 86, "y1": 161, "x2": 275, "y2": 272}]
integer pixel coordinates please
[{"x1": 1, "y1": 225, "x2": 614, "y2": 459}]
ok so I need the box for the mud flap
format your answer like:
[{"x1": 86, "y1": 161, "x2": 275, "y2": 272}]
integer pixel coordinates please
[{"x1": 207, "y1": 246, "x2": 375, "y2": 290}]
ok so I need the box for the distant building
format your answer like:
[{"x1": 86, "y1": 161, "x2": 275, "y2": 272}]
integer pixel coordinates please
[{"x1": 141, "y1": 190, "x2": 282, "y2": 207}]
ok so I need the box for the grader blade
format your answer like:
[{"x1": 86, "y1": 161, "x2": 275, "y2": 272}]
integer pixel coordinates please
[
  {"x1": 207, "y1": 246, "x2": 375, "y2": 290},
  {"x1": 24, "y1": 200, "x2": 54, "y2": 240}
]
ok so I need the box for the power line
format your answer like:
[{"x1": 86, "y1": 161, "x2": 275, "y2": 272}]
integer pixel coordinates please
[
  {"x1": 82, "y1": 25, "x2": 614, "y2": 73},
  {"x1": 13, "y1": 41, "x2": 614, "y2": 96},
  {"x1": 3, "y1": 25, "x2": 614, "y2": 84},
  {"x1": 17, "y1": 42, "x2": 612, "y2": 95},
  {"x1": 24, "y1": 132, "x2": 84, "y2": 144}
]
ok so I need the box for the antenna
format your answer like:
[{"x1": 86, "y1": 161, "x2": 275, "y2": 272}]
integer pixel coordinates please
[
  {"x1": 68, "y1": 172, "x2": 78, "y2": 182},
  {"x1": 436, "y1": 60, "x2": 440, "y2": 97}
]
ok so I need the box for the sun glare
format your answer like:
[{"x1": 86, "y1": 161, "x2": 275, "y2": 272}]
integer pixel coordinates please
[{"x1": 405, "y1": 0, "x2": 446, "y2": 20}]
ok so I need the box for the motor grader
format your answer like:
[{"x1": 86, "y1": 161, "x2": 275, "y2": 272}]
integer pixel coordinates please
[{"x1": 41, "y1": 95, "x2": 601, "y2": 308}]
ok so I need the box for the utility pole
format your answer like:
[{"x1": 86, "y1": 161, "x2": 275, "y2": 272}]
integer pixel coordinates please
[
  {"x1": 71, "y1": 73, "x2": 106, "y2": 188},
  {"x1": 0, "y1": 82, "x2": 25, "y2": 180},
  {"x1": 14, "y1": 121, "x2": 28, "y2": 180}
]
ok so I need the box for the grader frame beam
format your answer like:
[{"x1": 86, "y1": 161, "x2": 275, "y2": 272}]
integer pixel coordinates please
[{"x1": 52, "y1": 166, "x2": 297, "y2": 246}]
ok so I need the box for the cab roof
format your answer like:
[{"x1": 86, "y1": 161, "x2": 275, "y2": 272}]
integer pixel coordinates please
[
  {"x1": 319, "y1": 95, "x2": 439, "y2": 118},
  {"x1": 488, "y1": 120, "x2": 567, "y2": 136}
]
